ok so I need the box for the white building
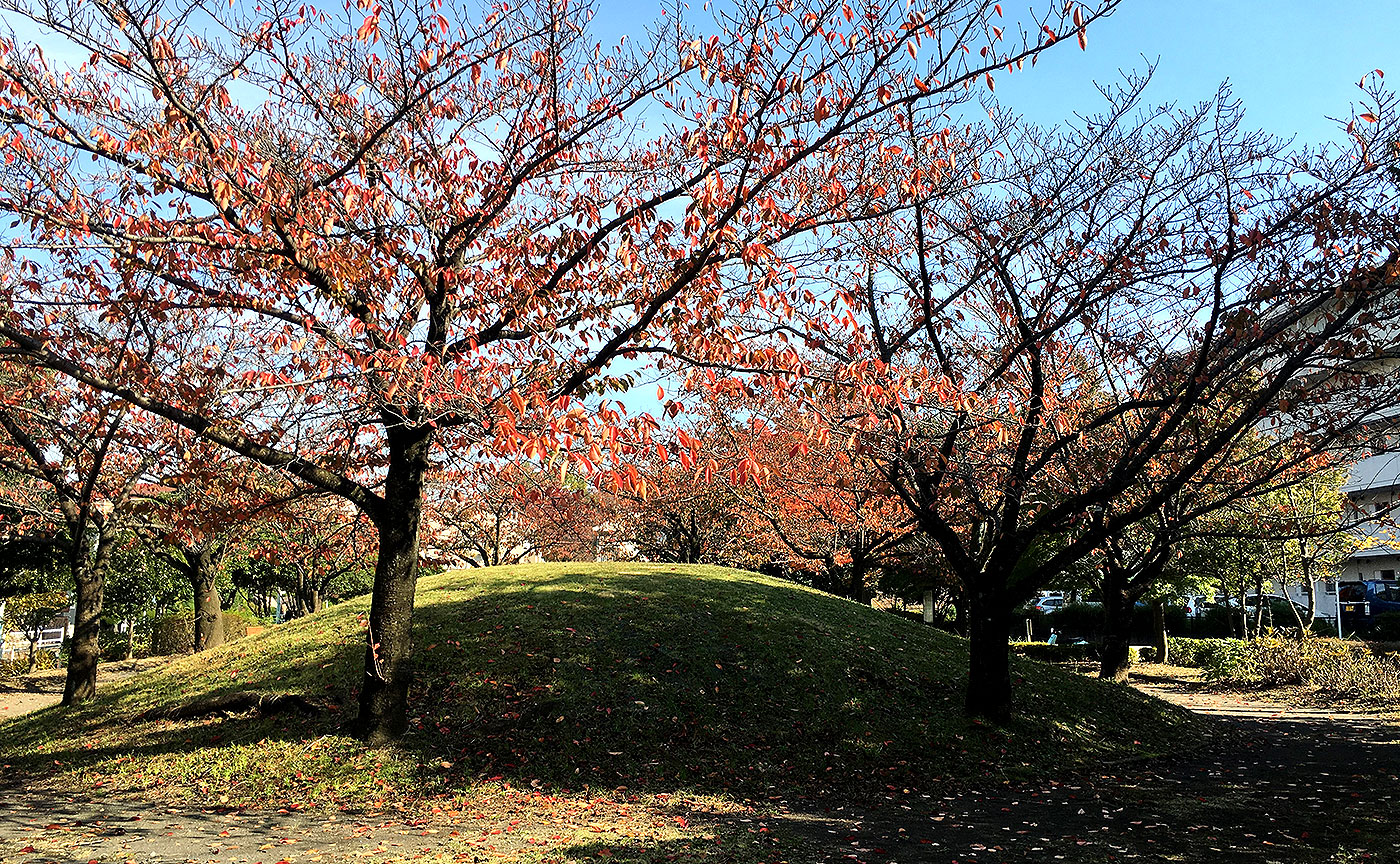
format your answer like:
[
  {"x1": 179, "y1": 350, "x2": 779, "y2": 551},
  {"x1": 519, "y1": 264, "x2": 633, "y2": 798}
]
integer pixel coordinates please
[
  {"x1": 1273, "y1": 451, "x2": 1400, "y2": 624},
  {"x1": 1339, "y1": 451, "x2": 1400, "y2": 583}
]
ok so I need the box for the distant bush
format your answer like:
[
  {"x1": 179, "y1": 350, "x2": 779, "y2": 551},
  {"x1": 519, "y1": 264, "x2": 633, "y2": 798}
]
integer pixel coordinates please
[
  {"x1": 149, "y1": 610, "x2": 259, "y2": 656},
  {"x1": 150, "y1": 613, "x2": 195, "y2": 656},
  {"x1": 222, "y1": 610, "x2": 256, "y2": 641},
  {"x1": 1172, "y1": 635, "x2": 1400, "y2": 702},
  {"x1": 1011, "y1": 641, "x2": 1094, "y2": 662},
  {"x1": 1166, "y1": 637, "x2": 1239, "y2": 670}
]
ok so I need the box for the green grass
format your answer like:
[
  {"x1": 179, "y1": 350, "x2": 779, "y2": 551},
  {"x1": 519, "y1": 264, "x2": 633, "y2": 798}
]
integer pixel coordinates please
[{"x1": 0, "y1": 563, "x2": 1207, "y2": 813}]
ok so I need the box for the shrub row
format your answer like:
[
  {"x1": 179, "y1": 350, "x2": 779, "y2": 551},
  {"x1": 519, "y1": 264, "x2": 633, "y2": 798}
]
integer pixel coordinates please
[
  {"x1": 149, "y1": 610, "x2": 259, "y2": 656},
  {"x1": 1168, "y1": 635, "x2": 1400, "y2": 701},
  {"x1": 1011, "y1": 641, "x2": 1095, "y2": 662}
]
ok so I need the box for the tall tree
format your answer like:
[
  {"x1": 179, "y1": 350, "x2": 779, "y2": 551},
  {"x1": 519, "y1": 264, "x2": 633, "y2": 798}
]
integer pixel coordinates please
[
  {"x1": 707, "y1": 74, "x2": 1400, "y2": 718},
  {"x1": 0, "y1": 0, "x2": 1114, "y2": 739},
  {"x1": 0, "y1": 366, "x2": 164, "y2": 702}
]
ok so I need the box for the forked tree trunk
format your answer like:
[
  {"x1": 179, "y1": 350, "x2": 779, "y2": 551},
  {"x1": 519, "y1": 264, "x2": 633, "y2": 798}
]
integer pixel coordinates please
[
  {"x1": 965, "y1": 584, "x2": 1012, "y2": 722},
  {"x1": 1099, "y1": 570, "x2": 1133, "y2": 682},
  {"x1": 355, "y1": 426, "x2": 431, "y2": 744}
]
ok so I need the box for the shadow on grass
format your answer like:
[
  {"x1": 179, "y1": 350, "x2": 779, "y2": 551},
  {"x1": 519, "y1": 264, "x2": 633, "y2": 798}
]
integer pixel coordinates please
[{"x1": 0, "y1": 565, "x2": 1204, "y2": 807}]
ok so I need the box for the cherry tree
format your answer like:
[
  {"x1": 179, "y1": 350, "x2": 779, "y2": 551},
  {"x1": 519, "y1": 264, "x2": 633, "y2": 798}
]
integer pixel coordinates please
[
  {"x1": 709, "y1": 74, "x2": 1400, "y2": 718},
  {"x1": 0, "y1": 0, "x2": 1119, "y2": 738},
  {"x1": 0, "y1": 365, "x2": 166, "y2": 701}
]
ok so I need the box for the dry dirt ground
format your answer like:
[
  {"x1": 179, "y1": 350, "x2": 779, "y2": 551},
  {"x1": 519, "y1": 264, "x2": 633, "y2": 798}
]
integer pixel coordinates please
[
  {"x1": 0, "y1": 659, "x2": 168, "y2": 718},
  {"x1": 1, "y1": 665, "x2": 1397, "y2": 864}
]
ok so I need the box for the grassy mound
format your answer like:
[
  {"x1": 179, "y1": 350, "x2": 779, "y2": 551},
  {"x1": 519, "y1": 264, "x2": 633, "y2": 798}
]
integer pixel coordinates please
[{"x1": 0, "y1": 563, "x2": 1205, "y2": 809}]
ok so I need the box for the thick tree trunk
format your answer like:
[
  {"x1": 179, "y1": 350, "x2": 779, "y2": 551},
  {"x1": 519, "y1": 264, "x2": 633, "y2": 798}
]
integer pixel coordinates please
[
  {"x1": 965, "y1": 587, "x2": 1012, "y2": 721},
  {"x1": 190, "y1": 548, "x2": 224, "y2": 652},
  {"x1": 1098, "y1": 570, "x2": 1133, "y2": 682},
  {"x1": 62, "y1": 555, "x2": 106, "y2": 704},
  {"x1": 1151, "y1": 599, "x2": 1168, "y2": 665},
  {"x1": 63, "y1": 526, "x2": 115, "y2": 705},
  {"x1": 355, "y1": 427, "x2": 431, "y2": 744}
]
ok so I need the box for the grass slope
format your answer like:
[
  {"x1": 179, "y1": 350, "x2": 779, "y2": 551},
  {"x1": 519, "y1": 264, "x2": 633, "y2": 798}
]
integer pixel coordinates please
[{"x1": 0, "y1": 563, "x2": 1205, "y2": 810}]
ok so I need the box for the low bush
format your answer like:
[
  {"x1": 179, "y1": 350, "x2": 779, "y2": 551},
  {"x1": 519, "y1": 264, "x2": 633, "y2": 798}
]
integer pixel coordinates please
[
  {"x1": 1011, "y1": 641, "x2": 1094, "y2": 662},
  {"x1": 222, "y1": 610, "x2": 256, "y2": 641},
  {"x1": 150, "y1": 609, "x2": 264, "y2": 655},
  {"x1": 1166, "y1": 637, "x2": 1238, "y2": 669},
  {"x1": 149, "y1": 613, "x2": 195, "y2": 656},
  {"x1": 1172, "y1": 635, "x2": 1400, "y2": 702}
]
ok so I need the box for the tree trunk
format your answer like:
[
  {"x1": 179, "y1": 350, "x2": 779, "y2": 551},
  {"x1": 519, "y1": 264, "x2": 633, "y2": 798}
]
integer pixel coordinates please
[
  {"x1": 355, "y1": 426, "x2": 431, "y2": 744},
  {"x1": 1251, "y1": 570, "x2": 1266, "y2": 638},
  {"x1": 62, "y1": 552, "x2": 107, "y2": 705},
  {"x1": 190, "y1": 548, "x2": 225, "y2": 652},
  {"x1": 1151, "y1": 599, "x2": 1168, "y2": 665},
  {"x1": 1098, "y1": 569, "x2": 1133, "y2": 682},
  {"x1": 965, "y1": 586, "x2": 1012, "y2": 721},
  {"x1": 124, "y1": 619, "x2": 135, "y2": 661},
  {"x1": 951, "y1": 592, "x2": 968, "y2": 636}
]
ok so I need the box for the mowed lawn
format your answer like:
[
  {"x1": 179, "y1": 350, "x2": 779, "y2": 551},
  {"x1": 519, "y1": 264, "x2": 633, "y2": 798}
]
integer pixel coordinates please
[{"x1": 0, "y1": 563, "x2": 1208, "y2": 812}]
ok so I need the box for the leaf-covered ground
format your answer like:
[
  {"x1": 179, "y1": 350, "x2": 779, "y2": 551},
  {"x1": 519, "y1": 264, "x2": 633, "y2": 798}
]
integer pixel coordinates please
[{"x1": 0, "y1": 563, "x2": 1214, "y2": 860}]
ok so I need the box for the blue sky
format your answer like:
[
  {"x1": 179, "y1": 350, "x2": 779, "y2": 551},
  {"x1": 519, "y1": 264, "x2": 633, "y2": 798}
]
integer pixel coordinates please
[
  {"x1": 988, "y1": 0, "x2": 1400, "y2": 146},
  {"x1": 595, "y1": 0, "x2": 1400, "y2": 149}
]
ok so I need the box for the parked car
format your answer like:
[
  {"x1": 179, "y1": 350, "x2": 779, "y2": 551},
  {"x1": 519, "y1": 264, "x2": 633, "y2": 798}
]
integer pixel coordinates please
[
  {"x1": 1213, "y1": 594, "x2": 1311, "y2": 627},
  {"x1": 1180, "y1": 594, "x2": 1210, "y2": 618},
  {"x1": 1034, "y1": 595, "x2": 1066, "y2": 614},
  {"x1": 1339, "y1": 580, "x2": 1400, "y2": 628}
]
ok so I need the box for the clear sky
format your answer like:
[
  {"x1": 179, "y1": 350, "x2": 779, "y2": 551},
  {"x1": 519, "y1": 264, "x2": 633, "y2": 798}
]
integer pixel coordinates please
[
  {"x1": 595, "y1": 0, "x2": 1400, "y2": 149},
  {"x1": 587, "y1": 0, "x2": 1400, "y2": 419}
]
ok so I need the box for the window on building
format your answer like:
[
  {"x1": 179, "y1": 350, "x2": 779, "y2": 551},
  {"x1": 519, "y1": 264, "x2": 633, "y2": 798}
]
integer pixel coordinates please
[{"x1": 1381, "y1": 570, "x2": 1396, "y2": 580}]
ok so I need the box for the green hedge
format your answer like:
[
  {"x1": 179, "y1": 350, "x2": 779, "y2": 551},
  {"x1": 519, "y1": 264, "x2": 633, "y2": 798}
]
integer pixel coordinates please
[
  {"x1": 149, "y1": 611, "x2": 258, "y2": 656},
  {"x1": 1166, "y1": 637, "x2": 1240, "y2": 671},
  {"x1": 1011, "y1": 641, "x2": 1094, "y2": 662}
]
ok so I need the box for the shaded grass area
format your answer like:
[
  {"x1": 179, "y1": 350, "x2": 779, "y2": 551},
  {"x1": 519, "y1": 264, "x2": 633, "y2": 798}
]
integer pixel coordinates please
[{"x1": 0, "y1": 563, "x2": 1206, "y2": 813}]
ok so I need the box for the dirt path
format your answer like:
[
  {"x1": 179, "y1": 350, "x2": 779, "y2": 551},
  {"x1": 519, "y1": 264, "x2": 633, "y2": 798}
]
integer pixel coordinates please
[
  {"x1": 0, "y1": 659, "x2": 166, "y2": 718},
  {"x1": 2, "y1": 669, "x2": 1396, "y2": 863},
  {"x1": 761, "y1": 669, "x2": 1400, "y2": 863}
]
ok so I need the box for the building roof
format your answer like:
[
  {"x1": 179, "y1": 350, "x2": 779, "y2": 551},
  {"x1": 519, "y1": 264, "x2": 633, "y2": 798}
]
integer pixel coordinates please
[{"x1": 1342, "y1": 452, "x2": 1400, "y2": 495}]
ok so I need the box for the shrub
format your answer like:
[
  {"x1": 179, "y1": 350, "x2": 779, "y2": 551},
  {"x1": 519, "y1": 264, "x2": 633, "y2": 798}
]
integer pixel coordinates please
[
  {"x1": 1136, "y1": 646, "x2": 1157, "y2": 663},
  {"x1": 222, "y1": 610, "x2": 255, "y2": 641},
  {"x1": 1010, "y1": 641, "x2": 1094, "y2": 662},
  {"x1": 1173, "y1": 635, "x2": 1400, "y2": 700},
  {"x1": 149, "y1": 613, "x2": 195, "y2": 656},
  {"x1": 1198, "y1": 639, "x2": 1252, "y2": 681},
  {"x1": 150, "y1": 609, "x2": 263, "y2": 655},
  {"x1": 1166, "y1": 637, "x2": 1238, "y2": 668}
]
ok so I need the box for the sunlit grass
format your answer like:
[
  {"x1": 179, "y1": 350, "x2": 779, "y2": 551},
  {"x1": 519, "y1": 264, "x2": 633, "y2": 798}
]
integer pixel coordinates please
[{"x1": 0, "y1": 562, "x2": 1208, "y2": 812}]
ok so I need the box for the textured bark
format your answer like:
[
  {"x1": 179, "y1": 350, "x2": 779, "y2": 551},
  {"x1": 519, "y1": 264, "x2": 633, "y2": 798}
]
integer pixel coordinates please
[
  {"x1": 62, "y1": 532, "x2": 114, "y2": 705},
  {"x1": 965, "y1": 588, "x2": 1012, "y2": 722},
  {"x1": 355, "y1": 426, "x2": 431, "y2": 744},
  {"x1": 1098, "y1": 571, "x2": 1133, "y2": 682},
  {"x1": 190, "y1": 548, "x2": 225, "y2": 652},
  {"x1": 1152, "y1": 599, "x2": 1169, "y2": 665}
]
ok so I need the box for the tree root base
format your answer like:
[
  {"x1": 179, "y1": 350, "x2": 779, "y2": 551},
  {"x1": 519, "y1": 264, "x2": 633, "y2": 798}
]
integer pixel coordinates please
[{"x1": 138, "y1": 691, "x2": 328, "y2": 721}]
